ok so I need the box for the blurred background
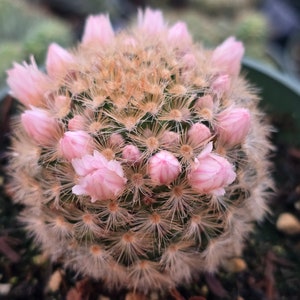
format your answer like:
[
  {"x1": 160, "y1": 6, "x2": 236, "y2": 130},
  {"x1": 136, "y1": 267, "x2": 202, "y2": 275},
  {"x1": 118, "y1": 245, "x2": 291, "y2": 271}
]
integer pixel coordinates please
[{"x1": 0, "y1": 0, "x2": 300, "y2": 89}]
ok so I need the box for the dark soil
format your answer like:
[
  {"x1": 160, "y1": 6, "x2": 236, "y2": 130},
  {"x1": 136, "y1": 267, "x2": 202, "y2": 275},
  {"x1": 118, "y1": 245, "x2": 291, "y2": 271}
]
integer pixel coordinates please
[{"x1": 0, "y1": 94, "x2": 299, "y2": 300}]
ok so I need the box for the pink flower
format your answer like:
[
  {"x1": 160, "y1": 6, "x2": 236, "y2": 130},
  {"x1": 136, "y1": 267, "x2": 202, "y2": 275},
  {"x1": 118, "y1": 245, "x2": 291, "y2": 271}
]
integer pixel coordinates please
[
  {"x1": 81, "y1": 14, "x2": 114, "y2": 46},
  {"x1": 188, "y1": 142, "x2": 236, "y2": 195},
  {"x1": 21, "y1": 107, "x2": 60, "y2": 145},
  {"x1": 148, "y1": 150, "x2": 181, "y2": 185},
  {"x1": 122, "y1": 145, "x2": 141, "y2": 163},
  {"x1": 68, "y1": 115, "x2": 86, "y2": 131},
  {"x1": 216, "y1": 108, "x2": 251, "y2": 147},
  {"x1": 6, "y1": 57, "x2": 50, "y2": 107},
  {"x1": 46, "y1": 43, "x2": 74, "y2": 78},
  {"x1": 59, "y1": 130, "x2": 93, "y2": 161},
  {"x1": 168, "y1": 22, "x2": 192, "y2": 48},
  {"x1": 188, "y1": 123, "x2": 211, "y2": 145},
  {"x1": 211, "y1": 36, "x2": 244, "y2": 77},
  {"x1": 72, "y1": 150, "x2": 127, "y2": 202},
  {"x1": 137, "y1": 8, "x2": 165, "y2": 35}
]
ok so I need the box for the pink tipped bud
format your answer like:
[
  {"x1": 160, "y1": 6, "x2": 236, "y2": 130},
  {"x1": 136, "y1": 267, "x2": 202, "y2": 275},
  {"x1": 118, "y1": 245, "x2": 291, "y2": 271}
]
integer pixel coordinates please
[
  {"x1": 72, "y1": 150, "x2": 127, "y2": 202},
  {"x1": 6, "y1": 57, "x2": 50, "y2": 107},
  {"x1": 82, "y1": 14, "x2": 114, "y2": 46},
  {"x1": 21, "y1": 107, "x2": 60, "y2": 146},
  {"x1": 46, "y1": 43, "x2": 74, "y2": 78},
  {"x1": 109, "y1": 133, "x2": 124, "y2": 147},
  {"x1": 188, "y1": 123, "x2": 211, "y2": 145},
  {"x1": 212, "y1": 36, "x2": 244, "y2": 77},
  {"x1": 195, "y1": 95, "x2": 214, "y2": 110},
  {"x1": 161, "y1": 131, "x2": 180, "y2": 147},
  {"x1": 181, "y1": 53, "x2": 197, "y2": 71},
  {"x1": 211, "y1": 74, "x2": 230, "y2": 95},
  {"x1": 216, "y1": 108, "x2": 251, "y2": 147},
  {"x1": 168, "y1": 22, "x2": 192, "y2": 48},
  {"x1": 59, "y1": 130, "x2": 93, "y2": 161},
  {"x1": 122, "y1": 145, "x2": 142, "y2": 163},
  {"x1": 137, "y1": 8, "x2": 165, "y2": 35},
  {"x1": 148, "y1": 150, "x2": 181, "y2": 185},
  {"x1": 188, "y1": 143, "x2": 236, "y2": 195},
  {"x1": 68, "y1": 115, "x2": 86, "y2": 131}
]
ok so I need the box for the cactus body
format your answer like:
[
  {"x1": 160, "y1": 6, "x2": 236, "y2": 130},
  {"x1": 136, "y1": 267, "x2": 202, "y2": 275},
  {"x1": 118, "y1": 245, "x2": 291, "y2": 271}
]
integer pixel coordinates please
[{"x1": 6, "y1": 9, "x2": 273, "y2": 292}]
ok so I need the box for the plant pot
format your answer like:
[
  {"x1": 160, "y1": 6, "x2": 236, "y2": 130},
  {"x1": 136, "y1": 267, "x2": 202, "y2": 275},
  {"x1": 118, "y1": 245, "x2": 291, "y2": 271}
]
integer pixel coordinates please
[{"x1": 242, "y1": 57, "x2": 300, "y2": 146}]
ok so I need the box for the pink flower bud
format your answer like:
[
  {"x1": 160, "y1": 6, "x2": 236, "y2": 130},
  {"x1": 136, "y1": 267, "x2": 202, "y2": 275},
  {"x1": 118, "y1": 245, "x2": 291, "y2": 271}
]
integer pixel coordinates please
[
  {"x1": 109, "y1": 133, "x2": 124, "y2": 147},
  {"x1": 82, "y1": 14, "x2": 114, "y2": 46},
  {"x1": 188, "y1": 123, "x2": 211, "y2": 145},
  {"x1": 168, "y1": 22, "x2": 192, "y2": 48},
  {"x1": 59, "y1": 131, "x2": 93, "y2": 161},
  {"x1": 72, "y1": 150, "x2": 127, "y2": 202},
  {"x1": 148, "y1": 150, "x2": 181, "y2": 185},
  {"x1": 68, "y1": 115, "x2": 86, "y2": 131},
  {"x1": 195, "y1": 95, "x2": 214, "y2": 110},
  {"x1": 6, "y1": 57, "x2": 50, "y2": 107},
  {"x1": 122, "y1": 145, "x2": 141, "y2": 163},
  {"x1": 21, "y1": 107, "x2": 60, "y2": 145},
  {"x1": 181, "y1": 53, "x2": 197, "y2": 70},
  {"x1": 211, "y1": 36, "x2": 244, "y2": 77},
  {"x1": 46, "y1": 43, "x2": 74, "y2": 78},
  {"x1": 188, "y1": 143, "x2": 236, "y2": 195},
  {"x1": 216, "y1": 108, "x2": 251, "y2": 147},
  {"x1": 137, "y1": 8, "x2": 165, "y2": 35},
  {"x1": 211, "y1": 75, "x2": 230, "y2": 95},
  {"x1": 161, "y1": 131, "x2": 180, "y2": 147}
]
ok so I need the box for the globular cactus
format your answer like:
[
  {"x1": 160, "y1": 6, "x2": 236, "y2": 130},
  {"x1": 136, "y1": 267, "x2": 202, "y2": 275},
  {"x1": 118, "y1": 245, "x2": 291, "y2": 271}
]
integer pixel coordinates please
[{"x1": 6, "y1": 9, "x2": 273, "y2": 292}]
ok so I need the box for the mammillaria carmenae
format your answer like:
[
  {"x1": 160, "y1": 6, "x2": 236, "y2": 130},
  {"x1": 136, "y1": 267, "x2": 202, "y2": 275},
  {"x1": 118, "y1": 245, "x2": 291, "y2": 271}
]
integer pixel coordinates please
[{"x1": 6, "y1": 9, "x2": 273, "y2": 292}]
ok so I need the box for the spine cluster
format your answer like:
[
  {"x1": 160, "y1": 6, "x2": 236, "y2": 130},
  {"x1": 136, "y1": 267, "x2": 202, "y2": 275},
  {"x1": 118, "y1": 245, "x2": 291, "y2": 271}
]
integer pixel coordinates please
[{"x1": 6, "y1": 9, "x2": 273, "y2": 292}]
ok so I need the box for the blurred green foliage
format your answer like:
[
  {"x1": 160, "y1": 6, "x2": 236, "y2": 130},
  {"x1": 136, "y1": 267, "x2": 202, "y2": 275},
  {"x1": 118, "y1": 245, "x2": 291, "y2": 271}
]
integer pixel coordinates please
[
  {"x1": 145, "y1": 0, "x2": 271, "y2": 63},
  {"x1": 0, "y1": 0, "x2": 74, "y2": 87}
]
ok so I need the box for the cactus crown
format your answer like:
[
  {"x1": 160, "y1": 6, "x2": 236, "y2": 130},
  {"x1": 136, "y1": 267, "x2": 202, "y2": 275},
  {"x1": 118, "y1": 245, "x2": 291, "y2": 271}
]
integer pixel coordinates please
[{"x1": 6, "y1": 9, "x2": 273, "y2": 292}]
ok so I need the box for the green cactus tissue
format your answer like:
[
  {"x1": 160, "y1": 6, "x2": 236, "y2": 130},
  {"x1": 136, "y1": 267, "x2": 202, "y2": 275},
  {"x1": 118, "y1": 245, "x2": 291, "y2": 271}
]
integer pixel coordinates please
[{"x1": 6, "y1": 9, "x2": 273, "y2": 292}]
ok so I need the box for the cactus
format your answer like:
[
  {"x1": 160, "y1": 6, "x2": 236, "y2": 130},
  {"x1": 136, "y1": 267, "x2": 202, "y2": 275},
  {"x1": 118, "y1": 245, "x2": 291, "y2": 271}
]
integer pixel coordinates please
[{"x1": 6, "y1": 9, "x2": 273, "y2": 293}]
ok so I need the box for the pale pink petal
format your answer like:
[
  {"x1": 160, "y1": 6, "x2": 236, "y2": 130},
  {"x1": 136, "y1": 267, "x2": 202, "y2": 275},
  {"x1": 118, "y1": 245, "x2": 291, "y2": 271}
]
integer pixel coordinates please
[
  {"x1": 71, "y1": 155, "x2": 96, "y2": 176},
  {"x1": 59, "y1": 130, "x2": 93, "y2": 161},
  {"x1": 197, "y1": 141, "x2": 213, "y2": 159},
  {"x1": 148, "y1": 150, "x2": 181, "y2": 185},
  {"x1": 137, "y1": 8, "x2": 165, "y2": 35},
  {"x1": 216, "y1": 108, "x2": 251, "y2": 147},
  {"x1": 21, "y1": 107, "x2": 60, "y2": 145},
  {"x1": 189, "y1": 149, "x2": 236, "y2": 195},
  {"x1": 168, "y1": 22, "x2": 192, "y2": 48},
  {"x1": 82, "y1": 14, "x2": 114, "y2": 46},
  {"x1": 46, "y1": 43, "x2": 74, "y2": 78},
  {"x1": 7, "y1": 57, "x2": 50, "y2": 107},
  {"x1": 211, "y1": 36, "x2": 244, "y2": 77},
  {"x1": 71, "y1": 151, "x2": 127, "y2": 202},
  {"x1": 188, "y1": 123, "x2": 211, "y2": 145}
]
